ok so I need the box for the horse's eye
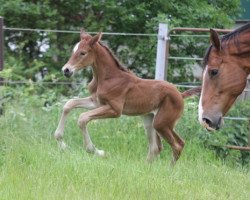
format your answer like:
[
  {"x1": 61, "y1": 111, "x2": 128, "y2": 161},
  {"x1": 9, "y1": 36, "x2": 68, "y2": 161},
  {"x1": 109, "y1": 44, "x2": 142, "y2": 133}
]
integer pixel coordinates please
[
  {"x1": 209, "y1": 69, "x2": 219, "y2": 77},
  {"x1": 80, "y1": 52, "x2": 86, "y2": 56}
]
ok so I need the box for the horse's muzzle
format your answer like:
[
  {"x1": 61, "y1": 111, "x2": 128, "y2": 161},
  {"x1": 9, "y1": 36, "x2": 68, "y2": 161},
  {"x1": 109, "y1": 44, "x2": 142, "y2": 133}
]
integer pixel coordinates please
[
  {"x1": 63, "y1": 68, "x2": 73, "y2": 78},
  {"x1": 202, "y1": 115, "x2": 223, "y2": 131}
]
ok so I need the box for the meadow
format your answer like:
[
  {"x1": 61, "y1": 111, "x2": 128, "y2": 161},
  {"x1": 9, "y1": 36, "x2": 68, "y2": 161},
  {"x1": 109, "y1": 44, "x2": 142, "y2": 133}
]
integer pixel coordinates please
[{"x1": 0, "y1": 92, "x2": 249, "y2": 200}]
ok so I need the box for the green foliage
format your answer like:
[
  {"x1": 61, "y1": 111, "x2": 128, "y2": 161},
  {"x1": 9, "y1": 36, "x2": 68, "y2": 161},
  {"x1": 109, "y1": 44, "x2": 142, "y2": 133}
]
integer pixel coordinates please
[
  {"x1": 176, "y1": 96, "x2": 250, "y2": 167},
  {"x1": 202, "y1": 101, "x2": 250, "y2": 166},
  {"x1": 192, "y1": 100, "x2": 250, "y2": 166},
  {"x1": 0, "y1": 0, "x2": 242, "y2": 83}
]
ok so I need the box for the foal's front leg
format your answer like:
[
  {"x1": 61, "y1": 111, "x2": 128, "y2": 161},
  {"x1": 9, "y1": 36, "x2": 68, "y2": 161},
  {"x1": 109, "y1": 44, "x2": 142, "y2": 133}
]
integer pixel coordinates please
[
  {"x1": 54, "y1": 97, "x2": 97, "y2": 148},
  {"x1": 77, "y1": 104, "x2": 121, "y2": 157}
]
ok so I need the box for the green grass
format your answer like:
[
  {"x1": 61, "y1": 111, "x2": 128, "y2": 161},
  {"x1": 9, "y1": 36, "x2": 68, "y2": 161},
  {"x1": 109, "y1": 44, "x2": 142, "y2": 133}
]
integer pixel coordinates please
[{"x1": 0, "y1": 95, "x2": 249, "y2": 200}]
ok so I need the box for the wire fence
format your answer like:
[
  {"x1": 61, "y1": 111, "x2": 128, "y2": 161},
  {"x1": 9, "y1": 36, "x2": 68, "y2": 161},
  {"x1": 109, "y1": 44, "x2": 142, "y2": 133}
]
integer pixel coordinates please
[
  {"x1": 3, "y1": 27, "x2": 157, "y2": 37},
  {"x1": 1, "y1": 26, "x2": 249, "y2": 123}
]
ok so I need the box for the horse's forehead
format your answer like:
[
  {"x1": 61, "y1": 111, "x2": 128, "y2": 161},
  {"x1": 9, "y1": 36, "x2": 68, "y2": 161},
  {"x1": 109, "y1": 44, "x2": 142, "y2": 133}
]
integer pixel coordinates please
[
  {"x1": 207, "y1": 56, "x2": 223, "y2": 67},
  {"x1": 206, "y1": 49, "x2": 223, "y2": 67}
]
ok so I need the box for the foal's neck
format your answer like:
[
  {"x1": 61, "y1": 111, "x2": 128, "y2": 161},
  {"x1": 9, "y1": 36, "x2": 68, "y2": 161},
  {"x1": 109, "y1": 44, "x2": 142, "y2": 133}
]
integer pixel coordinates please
[{"x1": 92, "y1": 44, "x2": 124, "y2": 81}]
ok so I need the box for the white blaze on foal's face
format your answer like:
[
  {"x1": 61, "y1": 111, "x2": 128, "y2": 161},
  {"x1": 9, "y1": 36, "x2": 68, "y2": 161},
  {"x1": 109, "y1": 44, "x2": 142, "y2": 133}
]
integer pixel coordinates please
[
  {"x1": 73, "y1": 42, "x2": 80, "y2": 53},
  {"x1": 62, "y1": 32, "x2": 103, "y2": 78}
]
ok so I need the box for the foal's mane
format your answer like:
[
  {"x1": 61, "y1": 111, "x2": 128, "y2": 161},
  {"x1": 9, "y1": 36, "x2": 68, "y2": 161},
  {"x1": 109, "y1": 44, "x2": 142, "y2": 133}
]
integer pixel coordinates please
[
  {"x1": 203, "y1": 22, "x2": 250, "y2": 67},
  {"x1": 98, "y1": 41, "x2": 129, "y2": 73}
]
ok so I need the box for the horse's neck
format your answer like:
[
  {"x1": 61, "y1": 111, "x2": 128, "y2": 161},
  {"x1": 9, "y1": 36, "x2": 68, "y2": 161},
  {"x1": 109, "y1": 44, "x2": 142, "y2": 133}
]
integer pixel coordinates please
[
  {"x1": 92, "y1": 45, "x2": 122, "y2": 82},
  {"x1": 230, "y1": 30, "x2": 250, "y2": 75}
]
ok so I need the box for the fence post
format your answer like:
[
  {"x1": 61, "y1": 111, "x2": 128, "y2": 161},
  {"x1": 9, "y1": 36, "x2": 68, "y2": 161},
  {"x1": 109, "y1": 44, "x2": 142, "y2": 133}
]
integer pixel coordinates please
[
  {"x1": 0, "y1": 16, "x2": 3, "y2": 71},
  {"x1": 246, "y1": 76, "x2": 250, "y2": 99},
  {"x1": 248, "y1": 119, "x2": 250, "y2": 146},
  {"x1": 155, "y1": 23, "x2": 169, "y2": 80}
]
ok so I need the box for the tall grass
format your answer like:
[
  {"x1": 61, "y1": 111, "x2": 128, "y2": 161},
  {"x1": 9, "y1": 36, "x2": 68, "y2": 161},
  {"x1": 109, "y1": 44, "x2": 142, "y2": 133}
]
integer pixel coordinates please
[{"x1": 0, "y1": 95, "x2": 249, "y2": 200}]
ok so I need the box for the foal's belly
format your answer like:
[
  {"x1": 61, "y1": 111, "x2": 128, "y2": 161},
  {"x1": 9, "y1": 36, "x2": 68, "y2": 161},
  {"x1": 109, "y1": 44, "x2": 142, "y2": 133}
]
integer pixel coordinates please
[
  {"x1": 122, "y1": 93, "x2": 160, "y2": 116},
  {"x1": 121, "y1": 79, "x2": 171, "y2": 116}
]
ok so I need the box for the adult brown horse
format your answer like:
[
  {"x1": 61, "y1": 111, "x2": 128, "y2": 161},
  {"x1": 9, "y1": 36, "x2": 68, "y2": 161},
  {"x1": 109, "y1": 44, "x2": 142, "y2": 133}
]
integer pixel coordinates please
[
  {"x1": 199, "y1": 23, "x2": 250, "y2": 131},
  {"x1": 54, "y1": 30, "x2": 200, "y2": 164}
]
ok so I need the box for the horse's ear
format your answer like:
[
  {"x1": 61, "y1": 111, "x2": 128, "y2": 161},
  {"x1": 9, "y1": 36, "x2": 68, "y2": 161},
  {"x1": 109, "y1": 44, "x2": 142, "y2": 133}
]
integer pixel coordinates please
[
  {"x1": 210, "y1": 29, "x2": 221, "y2": 51},
  {"x1": 89, "y1": 32, "x2": 102, "y2": 47},
  {"x1": 80, "y1": 29, "x2": 88, "y2": 40}
]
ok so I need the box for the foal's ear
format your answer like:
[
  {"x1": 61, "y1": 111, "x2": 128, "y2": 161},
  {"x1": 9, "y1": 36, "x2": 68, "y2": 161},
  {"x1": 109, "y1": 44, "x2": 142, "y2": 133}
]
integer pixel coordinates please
[
  {"x1": 80, "y1": 29, "x2": 88, "y2": 40},
  {"x1": 89, "y1": 32, "x2": 102, "y2": 47},
  {"x1": 210, "y1": 29, "x2": 221, "y2": 51}
]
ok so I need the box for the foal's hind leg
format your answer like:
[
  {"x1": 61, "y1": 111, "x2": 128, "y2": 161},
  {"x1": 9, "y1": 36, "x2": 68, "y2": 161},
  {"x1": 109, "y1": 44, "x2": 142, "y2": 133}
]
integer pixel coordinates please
[
  {"x1": 153, "y1": 97, "x2": 184, "y2": 165},
  {"x1": 143, "y1": 114, "x2": 163, "y2": 162},
  {"x1": 78, "y1": 104, "x2": 121, "y2": 157},
  {"x1": 54, "y1": 97, "x2": 97, "y2": 149}
]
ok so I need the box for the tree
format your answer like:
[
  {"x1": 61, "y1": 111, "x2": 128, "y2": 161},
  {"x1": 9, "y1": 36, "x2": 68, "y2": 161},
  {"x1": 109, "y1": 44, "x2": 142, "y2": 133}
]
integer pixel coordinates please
[{"x1": 0, "y1": 0, "x2": 242, "y2": 83}]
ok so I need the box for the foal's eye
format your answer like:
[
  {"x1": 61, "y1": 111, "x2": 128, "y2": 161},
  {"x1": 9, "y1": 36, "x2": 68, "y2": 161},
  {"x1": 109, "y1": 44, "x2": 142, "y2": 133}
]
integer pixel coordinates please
[
  {"x1": 80, "y1": 52, "x2": 86, "y2": 56},
  {"x1": 208, "y1": 69, "x2": 219, "y2": 77}
]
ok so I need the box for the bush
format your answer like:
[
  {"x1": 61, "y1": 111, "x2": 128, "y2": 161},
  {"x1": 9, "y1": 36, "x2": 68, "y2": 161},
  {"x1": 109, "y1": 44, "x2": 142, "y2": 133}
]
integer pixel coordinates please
[{"x1": 199, "y1": 100, "x2": 250, "y2": 167}]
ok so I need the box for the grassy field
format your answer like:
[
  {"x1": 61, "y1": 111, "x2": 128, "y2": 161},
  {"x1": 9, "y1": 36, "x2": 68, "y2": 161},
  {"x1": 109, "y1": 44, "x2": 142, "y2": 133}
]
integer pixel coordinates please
[{"x1": 0, "y1": 94, "x2": 249, "y2": 200}]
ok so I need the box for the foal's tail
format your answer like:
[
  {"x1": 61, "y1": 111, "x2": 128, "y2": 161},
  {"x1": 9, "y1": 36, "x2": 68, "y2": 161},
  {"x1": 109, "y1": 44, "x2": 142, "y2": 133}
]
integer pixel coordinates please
[{"x1": 181, "y1": 86, "x2": 201, "y2": 99}]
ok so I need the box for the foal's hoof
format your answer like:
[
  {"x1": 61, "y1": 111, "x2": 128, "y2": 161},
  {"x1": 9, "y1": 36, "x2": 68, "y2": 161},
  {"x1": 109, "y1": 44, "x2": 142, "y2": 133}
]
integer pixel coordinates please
[
  {"x1": 95, "y1": 149, "x2": 105, "y2": 157},
  {"x1": 146, "y1": 152, "x2": 159, "y2": 163},
  {"x1": 58, "y1": 140, "x2": 67, "y2": 150}
]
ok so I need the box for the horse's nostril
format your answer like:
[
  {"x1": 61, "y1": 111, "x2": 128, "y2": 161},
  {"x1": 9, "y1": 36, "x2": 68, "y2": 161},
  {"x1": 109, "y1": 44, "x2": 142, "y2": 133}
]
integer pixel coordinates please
[{"x1": 202, "y1": 117, "x2": 212, "y2": 127}]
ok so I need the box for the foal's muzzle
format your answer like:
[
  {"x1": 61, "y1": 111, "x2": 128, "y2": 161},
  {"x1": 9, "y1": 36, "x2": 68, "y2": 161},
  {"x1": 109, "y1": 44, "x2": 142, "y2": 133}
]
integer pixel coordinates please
[{"x1": 63, "y1": 68, "x2": 73, "y2": 78}]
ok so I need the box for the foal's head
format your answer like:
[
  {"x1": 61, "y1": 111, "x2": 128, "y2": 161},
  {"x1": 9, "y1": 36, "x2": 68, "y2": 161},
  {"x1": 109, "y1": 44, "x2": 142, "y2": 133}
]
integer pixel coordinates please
[
  {"x1": 62, "y1": 31, "x2": 102, "y2": 77},
  {"x1": 199, "y1": 29, "x2": 248, "y2": 131}
]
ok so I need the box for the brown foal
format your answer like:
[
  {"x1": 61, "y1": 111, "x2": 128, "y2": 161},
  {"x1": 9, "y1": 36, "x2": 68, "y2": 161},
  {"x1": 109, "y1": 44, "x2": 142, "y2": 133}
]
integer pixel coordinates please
[{"x1": 54, "y1": 31, "x2": 199, "y2": 164}]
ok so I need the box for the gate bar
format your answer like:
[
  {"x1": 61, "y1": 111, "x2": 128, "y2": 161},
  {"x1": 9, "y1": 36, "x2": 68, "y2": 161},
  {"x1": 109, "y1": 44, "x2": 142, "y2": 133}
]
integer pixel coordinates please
[{"x1": 170, "y1": 27, "x2": 232, "y2": 34}]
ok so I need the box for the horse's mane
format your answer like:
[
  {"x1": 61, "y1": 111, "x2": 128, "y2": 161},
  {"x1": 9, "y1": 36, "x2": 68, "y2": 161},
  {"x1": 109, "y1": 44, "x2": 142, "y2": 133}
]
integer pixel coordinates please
[
  {"x1": 221, "y1": 22, "x2": 250, "y2": 43},
  {"x1": 98, "y1": 41, "x2": 129, "y2": 73},
  {"x1": 203, "y1": 22, "x2": 250, "y2": 67}
]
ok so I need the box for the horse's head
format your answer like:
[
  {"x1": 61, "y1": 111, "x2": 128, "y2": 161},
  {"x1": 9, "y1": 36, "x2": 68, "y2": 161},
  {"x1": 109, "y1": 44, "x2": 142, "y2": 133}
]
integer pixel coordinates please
[
  {"x1": 199, "y1": 29, "x2": 248, "y2": 131},
  {"x1": 62, "y1": 30, "x2": 102, "y2": 78}
]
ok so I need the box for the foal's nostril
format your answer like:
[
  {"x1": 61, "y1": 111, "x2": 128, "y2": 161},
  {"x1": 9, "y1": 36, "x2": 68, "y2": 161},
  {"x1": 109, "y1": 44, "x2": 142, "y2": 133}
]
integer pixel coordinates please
[
  {"x1": 63, "y1": 68, "x2": 72, "y2": 78},
  {"x1": 64, "y1": 68, "x2": 70, "y2": 73}
]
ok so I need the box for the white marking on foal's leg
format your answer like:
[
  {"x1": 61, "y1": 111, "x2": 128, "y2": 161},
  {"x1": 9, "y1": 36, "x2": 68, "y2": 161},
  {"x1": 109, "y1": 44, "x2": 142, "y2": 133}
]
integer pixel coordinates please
[
  {"x1": 54, "y1": 97, "x2": 97, "y2": 149},
  {"x1": 78, "y1": 114, "x2": 105, "y2": 157},
  {"x1": 54, "y1": 111, "x2": 68, "y2": 149},
  {"x1": 143, "y1": 114, "x2": 161, "y2": 162},
  {"x1": 58, "y1": 140, "x2": 67, "y2": 150}
]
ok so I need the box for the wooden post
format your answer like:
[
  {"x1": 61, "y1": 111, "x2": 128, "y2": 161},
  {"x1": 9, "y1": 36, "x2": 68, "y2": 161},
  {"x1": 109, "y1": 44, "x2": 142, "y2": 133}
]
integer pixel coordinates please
[
  {"x1": 155, "y1": 23, "x2": 169, "y2": 80},
  {"x1": 246, "y1": 76, "x2": 250, "y2": 99},
  {"x1": 0, "y1": 17, "x2": 3, "y2": 86},
  {"x1": 0, "y1": 16, "x2": 3, "y2": 71},
  {"x1": 248, "y1": 119, "x2": 250, "y2": 146},
  {"x1": 0, "y1": 17, "x2": 3, "y2": 113},
  {"x1": 238, "y1": 75, "x2": 250, "y2": 101}
]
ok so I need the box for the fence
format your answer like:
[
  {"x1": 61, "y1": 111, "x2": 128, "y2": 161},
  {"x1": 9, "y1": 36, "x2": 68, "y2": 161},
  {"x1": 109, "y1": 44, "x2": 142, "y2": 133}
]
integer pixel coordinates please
[{"x1": 155, "y1": 23, "x2": 250, "y2": 95}]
